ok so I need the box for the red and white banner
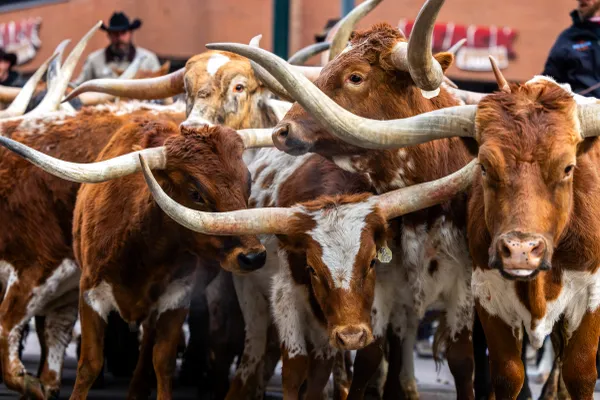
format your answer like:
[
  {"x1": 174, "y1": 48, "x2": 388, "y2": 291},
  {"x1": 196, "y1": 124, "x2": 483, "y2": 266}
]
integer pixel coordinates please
[
  {"x1": 398, "y1": 19, "x2": 518, "y2": 72},
  {"x1": 0, "y1": 17, "x2": 42, "y2": 66}
]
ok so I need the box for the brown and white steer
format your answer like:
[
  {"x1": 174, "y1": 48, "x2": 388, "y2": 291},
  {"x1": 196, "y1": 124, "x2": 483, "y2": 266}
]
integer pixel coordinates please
[
  {"x1": 0, "y1": 101, "x2": 185, "y2": 399},
  {"x1": 0, "y1": 119, "x2": 276, "y2": 400},
  {"x1": 208, "y1": 6, "x2": 476, "y2": 399},
  {"x1": 2, "y1": 44, "x2": 290, "y2": 399},
  {"x1": 139, "y1": 143, "x2": 476, "y2": 400}
]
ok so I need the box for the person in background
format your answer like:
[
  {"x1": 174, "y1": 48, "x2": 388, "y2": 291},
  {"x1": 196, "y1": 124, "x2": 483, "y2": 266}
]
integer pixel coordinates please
[
  {"x1": 0, "y1": 49, "x2": 25, "y2": 87},
  {"x1": 543, "y1": 0, "x2": 600, "y2": 96},
  {"x1": 75, "y1": 11, "x2": 161, "y2": 84}
]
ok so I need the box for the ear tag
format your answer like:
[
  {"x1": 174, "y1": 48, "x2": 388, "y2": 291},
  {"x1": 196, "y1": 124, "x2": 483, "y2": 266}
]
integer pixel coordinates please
[{"x1": 376, "y1": 245, "x2": 392, "y2": 264}]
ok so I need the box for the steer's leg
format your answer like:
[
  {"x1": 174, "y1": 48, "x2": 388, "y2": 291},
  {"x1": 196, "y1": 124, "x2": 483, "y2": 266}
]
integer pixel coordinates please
[
  {"x1": 304, "y1": 349, "x2": 336, "y2": 399},
  {"x1": 70, "y1": 290, "x2": 107, "y2": 400},
  {"x1": 226, "y1": 274, "x2": 271, "y2": 400},
  {"x1": 153, "y1": 307, "x2": 189, "y2": 400},
  {"x1": 281, "y1": 347, "x2": 309, "y2": 400},
  {"x1": 127, "y1": 319, "x2": 157, "y2": 400},
  {"x1": 476, "y1": 303, "x2": 524, "y2": 400},
  {"x1": 0, "y1": 281, "x2": 45, "y2": 399},
  {"x1": 348, "y1": 339, "x2": 385, "y2": 400},
  {"x1": 561, "y1": 309, "x2": 600, "y2": 399},
  {"x1": 38, "y1": 298, "x2": 79, "y2": 400},
  {"x1": 445, "y1": 326, "x2": 475, "y2": 400}
]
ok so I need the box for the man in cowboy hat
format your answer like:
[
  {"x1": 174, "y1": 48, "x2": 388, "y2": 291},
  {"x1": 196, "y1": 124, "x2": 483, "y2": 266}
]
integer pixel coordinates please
[
  {"x1": 0, "y1": 48, "x2": 25, "y2": 87},
  {"x1": 75, "y1": 11, "x2": 161, "y2": 84}
]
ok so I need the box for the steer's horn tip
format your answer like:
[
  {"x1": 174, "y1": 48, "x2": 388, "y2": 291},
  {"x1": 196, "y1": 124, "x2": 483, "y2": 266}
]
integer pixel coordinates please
[
  {"x1": 249, "y1": 34, "x2": 263, "y2": 47},
  {"x1": 489, "y1": 55, "x2": 510, "y2": 93}
]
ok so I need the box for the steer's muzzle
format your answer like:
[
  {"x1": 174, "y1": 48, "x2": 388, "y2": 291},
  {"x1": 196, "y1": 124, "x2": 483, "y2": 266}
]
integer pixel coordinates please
[
  {"x1": 331, "y1": 324, "x2": 373, "y2": 350},
  {"x1": 237, "y1": 249, "x2": 267, "y2": 271},
  {"x1": 272, "y1": 121, "x2": 313, "y2": 155},
  {"x1": 491, "y1": 231, "x2": 551, "y2": 280}
]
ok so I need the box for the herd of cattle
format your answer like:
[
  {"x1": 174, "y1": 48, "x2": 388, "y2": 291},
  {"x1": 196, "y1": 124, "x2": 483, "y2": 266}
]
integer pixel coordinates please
[{"x1": 0, "y1": 0, "x2": 599, "y2": 399}]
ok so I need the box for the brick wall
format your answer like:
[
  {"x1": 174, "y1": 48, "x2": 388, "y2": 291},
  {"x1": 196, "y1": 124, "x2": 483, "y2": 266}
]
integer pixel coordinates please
[{"x1": 0, "y1": 0, "x2": 575, "y2": 82}]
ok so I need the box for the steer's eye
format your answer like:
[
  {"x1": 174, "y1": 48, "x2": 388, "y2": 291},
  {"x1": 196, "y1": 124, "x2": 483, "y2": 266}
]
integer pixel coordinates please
[
  {"x1": 233, "y1": 84, "x2": 245, "y2": 93},
  {"x1": 189, "y1": 189, "x2": 205, "y2": 205},
  {"x1": 347, "y1": 74, "x2": 363, "y2": 85},
  {"x1": 564, "y1": 164, "x2": 575, "y2": 179},
  {"x1": 480, "y1": 164, "x2": 487, "y2": 176}
]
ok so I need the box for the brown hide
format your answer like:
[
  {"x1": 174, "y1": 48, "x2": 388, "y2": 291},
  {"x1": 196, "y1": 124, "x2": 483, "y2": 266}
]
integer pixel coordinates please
[
  {"x1": 182, "y1": 51, "x2": 278, "y2": 129},
  {"x1": 0, "y1": 107, "x2": 183, "y2": 328},
  {"x1": 277, "y1": 23, "x2": 470, "y2": 192},
  {"x1": 468, "y1": 80, "x2": 600, "y2": 307},
  {"x1": 74, "y1": 121, "x2": 264, "y2": 323}
]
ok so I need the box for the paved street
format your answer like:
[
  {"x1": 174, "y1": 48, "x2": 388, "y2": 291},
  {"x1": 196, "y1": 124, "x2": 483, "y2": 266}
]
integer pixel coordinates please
[{"x1": 0, "y1": 326, "x2": 597, "y2": 399}]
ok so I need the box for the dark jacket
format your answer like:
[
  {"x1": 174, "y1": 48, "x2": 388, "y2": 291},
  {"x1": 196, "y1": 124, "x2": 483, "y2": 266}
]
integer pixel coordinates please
[
  {"x1": 543, "y1": 11, "x2": 600, "y2": 97},
  {"x1": 0, "y1": 70, "x2": 26, "y2": 87}
]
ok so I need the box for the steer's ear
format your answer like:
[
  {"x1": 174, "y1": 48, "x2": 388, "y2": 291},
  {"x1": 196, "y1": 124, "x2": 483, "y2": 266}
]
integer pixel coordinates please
[
  {"x1": 434, "y1": 52, "x2": 454, "y2": 73},
  {"x1": 460, "y1": 137, "x2": 479, "y2": 157},
  {"x1": 578, "y1": 137, "x2": 598, "y2": 156}
]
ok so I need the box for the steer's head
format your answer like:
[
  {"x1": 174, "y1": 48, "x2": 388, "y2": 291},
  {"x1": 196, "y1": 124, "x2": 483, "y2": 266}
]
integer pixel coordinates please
[
  {"x1": 160, "y1": 124, "x2": 266, "y2": 272},
  {"x1": 470, "y1": 78, "x2": 586, "y2": 279},
  {"x1": 181, "y1": 51, "x2": 277, "y2": 129},
  {"x1": 277, "y1": 194, "x2": 389, "y2": 350},
  {"x1": 66, "y1": 51, "x2": 280, "y2": 130},
  {"x1": 273, "y1": 23, "x2": 456, "y2": 156}
]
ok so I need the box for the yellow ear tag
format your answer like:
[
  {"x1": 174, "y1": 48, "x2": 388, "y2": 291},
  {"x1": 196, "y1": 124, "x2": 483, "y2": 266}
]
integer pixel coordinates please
[{"x1": 376, "y1": 245, "x2": 392, "y2": 264}]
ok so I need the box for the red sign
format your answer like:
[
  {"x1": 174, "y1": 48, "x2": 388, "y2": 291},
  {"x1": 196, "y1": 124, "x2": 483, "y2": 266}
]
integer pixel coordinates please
[
  {"x1": 398, "y1": 19, "x2": 518, "y2": 72},
  {"x1": 0, "y1": 17, "x2": 42, "y2": 66}
]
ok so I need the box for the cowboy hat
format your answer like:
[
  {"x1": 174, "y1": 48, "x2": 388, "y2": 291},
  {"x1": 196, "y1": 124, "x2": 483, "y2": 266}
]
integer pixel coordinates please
[
  {"x1": 101, "y1": 12, "x2": 142, "y2": 32},
  {"x1": 0, "y1": 49, "x2": 17, "y2": 68}
]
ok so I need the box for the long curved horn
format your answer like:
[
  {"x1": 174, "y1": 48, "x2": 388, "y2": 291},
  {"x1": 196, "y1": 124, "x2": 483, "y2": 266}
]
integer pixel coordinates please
[
  {"x1": 248, "y1": 35, "x2": 295, "y2": 102},
  {"x1": 140, "y1": 155, "x2": 294, "y2": 235},
  {"x1": 266, "y1": 99, "x2": 293, "y2": 121},
  {"x1": 248, "y1": 35, "x2": 321, "y2": 101},
  {"x1": 237, "y1": 128, "x2": 275, "y2": 148},
  {"x1": 0, "y1": 86, "x2": 22, "y2": 104},
  {"x1": 64, "y1": 68, "x2": 185, "y2": 103},
  {"x1": 0, "y1": 52, "x2": 57, "y2": 119},
  {"x1": 207, "y1": 42, "x2": 476, "y2": 149},
  {"x1": 444, "y1": 86, "x2": 488, "y2": 105},
  {"x1": 489, "y1": 56, "x2": 510, "y2": 93},
  {"x1": 377, "y1": 159, "x2": 477, "y2": 219},
  {"x1": 31, "y1": 22, "x2": 102, "y2": 115},
  {"x1": 77, "y1": 55, "x2": 148, "y2": 105},
  {"x1": 46, "y1": 39, "x2": 71, "y2": 94},
  {"x1": 0, "y1": 135, "x2": 166, "y2": 183},
  {"x1": 406, "y1": 0, "x2": 445, "y2": 92},
  {"x1": 288, "y1": 42, "x2": 331, "y2": 65},
  {"x1": 328, "y1": 0, "x2": 384, "y2": 61},
  {"x1": 577, "y1": 103, "x2": 600, "y2": 138},
  {"x1": 447, "y1": 38, "x2": 466, "y2": 55}
]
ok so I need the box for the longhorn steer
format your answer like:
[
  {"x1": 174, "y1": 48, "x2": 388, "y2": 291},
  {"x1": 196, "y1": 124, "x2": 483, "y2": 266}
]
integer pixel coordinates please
[
  {"x1": 140, "y1": 143, "x2": 476, "y2": 400},
  {"x1": 0, "y1": 101, "x2": 185, "y2": 399},
  {"x1": 209, "y1": 7, "x2": 477, "y2": 399}
]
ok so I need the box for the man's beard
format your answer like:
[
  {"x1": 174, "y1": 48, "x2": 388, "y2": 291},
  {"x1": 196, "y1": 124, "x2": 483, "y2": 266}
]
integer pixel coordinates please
[
  {"x1": 579, "y1": 1, "x2": 600, "y2": 19},
  {"x1": 110, "y1": 42, "x2": 131, "y2": 58}
]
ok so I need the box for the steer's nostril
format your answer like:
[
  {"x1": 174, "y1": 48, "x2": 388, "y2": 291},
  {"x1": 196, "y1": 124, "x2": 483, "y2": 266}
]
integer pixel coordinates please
[
  {"x1": 531, "y1": 242, "x2": 544, "y2": 257},
  {"x1": 237, "y1": 250, "x2": 267, "y2": 271},
  {"x1": 501, "y1": 243, "x2": 512, "y2": 258},
  {"x1": 274, "y1": 124, "x2": 289, "y2": 139}
]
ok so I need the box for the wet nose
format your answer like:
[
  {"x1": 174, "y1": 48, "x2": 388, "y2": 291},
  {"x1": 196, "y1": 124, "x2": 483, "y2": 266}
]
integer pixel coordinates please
[
  {"x1": 497, "y1": 233, "x2": 547, "y2": 276},
  {"x1": 237, "y1": 250, "x2": 267, "y2": 271},
  {"x1": 334, "y1": 325, "x2": 370, "y2": 350}
]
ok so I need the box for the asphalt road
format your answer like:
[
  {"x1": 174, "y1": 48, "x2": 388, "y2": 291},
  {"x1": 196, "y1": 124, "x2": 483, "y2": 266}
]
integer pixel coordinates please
[{"x1": 1, "y1": 326, "x2": 596, "y2": 399}]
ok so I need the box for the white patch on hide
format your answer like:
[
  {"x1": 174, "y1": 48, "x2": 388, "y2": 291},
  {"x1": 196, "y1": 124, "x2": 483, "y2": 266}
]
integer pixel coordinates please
[
  {"x1": 156, "y1": 278, "x2": 195, "y2": 316},
  {"x1": 206, "y1": 54, "x2": 230, "y2": 76},
  {"x1": 473, "y1": 268, "x2": 600, "y2": 349},
  {"x1": 0, "y1": 260, "x2": 18, "y2": 298},
  {"x1": 305, "y1": 198, "x2": 376, "y2": 290},
  {"x1": 84, "y1": 281, "x2": 118, "y2": 322},
  {"x1": 27, "y1": 259, "x2": 80, "y2": 315}
]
